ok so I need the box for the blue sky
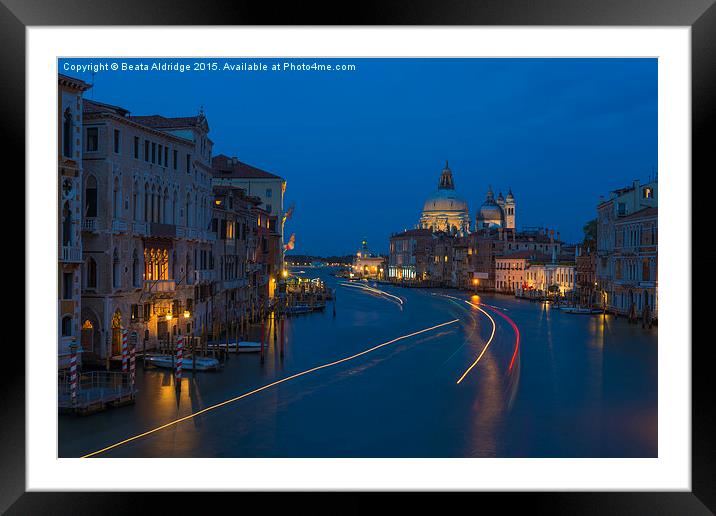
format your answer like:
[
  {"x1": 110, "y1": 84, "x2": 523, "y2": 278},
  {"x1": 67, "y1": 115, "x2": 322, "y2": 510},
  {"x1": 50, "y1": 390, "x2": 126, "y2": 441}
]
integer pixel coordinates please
[{"x1": 60, "y1": 58, "x2": 657, "y2": 256}]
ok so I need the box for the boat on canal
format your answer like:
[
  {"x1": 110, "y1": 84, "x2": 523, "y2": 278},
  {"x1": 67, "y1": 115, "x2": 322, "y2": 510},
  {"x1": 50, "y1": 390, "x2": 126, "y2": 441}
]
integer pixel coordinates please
[
  {"x1": 144, "y1": 354, "x2": 221, "y2": 371},
  {"x1": 205, "y1": 341, "x2": 263, "y2": 353},
  {"x1": 286, "y1": 303, "x2": 313, "y2": 315},
  {"x1": 562, "y1": 306, "x2": 603, "y2": 315}
]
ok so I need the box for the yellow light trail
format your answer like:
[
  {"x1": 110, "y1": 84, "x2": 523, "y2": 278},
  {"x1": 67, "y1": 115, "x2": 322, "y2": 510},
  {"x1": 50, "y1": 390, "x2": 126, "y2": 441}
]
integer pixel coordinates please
[
  {"x1": 82, "y1": 318, "x2": 459, "y2": 458},
  {"x1": 441, "y1": 295, "x2": 497, "y2": 385},
  {"x1": 339, "y1": 282, "x2": 404, "y2": 306}
]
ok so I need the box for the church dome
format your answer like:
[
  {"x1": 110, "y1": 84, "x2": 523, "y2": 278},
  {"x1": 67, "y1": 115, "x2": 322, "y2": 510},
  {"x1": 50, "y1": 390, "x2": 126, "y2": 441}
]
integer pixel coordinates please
[
  {"x1": 422, "y1": 188, "x2": 468, "y2": 213},
  {"x1": 478, "y1": 202, "x2": 503, "y2": 221},
  {"x1": 476, "y1": 186, "x2": 504, "y2": 227},
  {"x1": 420, "y1": 161, "x2": 470, "y2": 232}
]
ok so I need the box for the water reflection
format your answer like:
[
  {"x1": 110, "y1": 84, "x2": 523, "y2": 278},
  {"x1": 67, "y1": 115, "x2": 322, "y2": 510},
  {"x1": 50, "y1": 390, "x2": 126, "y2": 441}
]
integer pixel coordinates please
[{"x1": 59, "y1": 268, "x2": 657, "y2": 458}]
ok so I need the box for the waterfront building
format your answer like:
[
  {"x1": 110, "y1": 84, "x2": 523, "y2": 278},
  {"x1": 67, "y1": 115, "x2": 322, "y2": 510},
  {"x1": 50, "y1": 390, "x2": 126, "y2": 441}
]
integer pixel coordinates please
[
  {"x1": 211, "y1": 154, "x2": 286, "y2": 267},
  {"x1": 352, "y1": 240, "x2": 385, "y2": 279},
  {"x1": 611, "y1": 207, "x2": 658, "y2": 320},
  {"x1": 575, "y1": 246, "x2": 598, "y2": 307},
  {"x1": 596, "y1": 179, "x2": 658, "y2": 318},
  {"x1": 253, "y1": 206, "x2": 283, "y2": 304},
  {"x1": 388, "y1": 228, "x2": 434, "y2": 283},
  {"x1": 419, "y1": 162, "x2": 470, "y2": 234},
  {"x1": 521, "y1": 250, "x2": 577, "y2": 298},
  {"x1": 80, "y1": 99, "x2": 215, "y2": 363},
  {"x1": 207, "y1": 185, "x2": 259, "y2": 338},
  {"x1": 495, "y1": 252, "x2": 533, "y2": 293},
  {"x1": 58, "y1": 74, "x2": 91, "y2": 369}
]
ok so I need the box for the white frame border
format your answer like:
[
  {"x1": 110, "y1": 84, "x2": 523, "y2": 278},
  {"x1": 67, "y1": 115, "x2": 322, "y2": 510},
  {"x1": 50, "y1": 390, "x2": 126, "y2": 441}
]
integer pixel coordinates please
[{"x1": 27, "y1": 27, "x2": 690, "y2": 491}]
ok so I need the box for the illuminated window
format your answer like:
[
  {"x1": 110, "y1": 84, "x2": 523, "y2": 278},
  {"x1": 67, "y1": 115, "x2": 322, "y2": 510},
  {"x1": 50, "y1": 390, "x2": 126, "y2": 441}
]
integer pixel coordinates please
[{"x1": 643, "y1": 187, "x2": 653, "y2": 199}]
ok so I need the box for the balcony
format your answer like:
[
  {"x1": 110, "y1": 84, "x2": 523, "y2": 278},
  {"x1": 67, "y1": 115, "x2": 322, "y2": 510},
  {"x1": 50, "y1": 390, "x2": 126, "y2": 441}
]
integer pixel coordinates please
[
  {"x1": 81, "y1": 218, "x2": 98, "y2": 233},
  {"x1": 112, "y1": 219, "x2": 128, "y2": 233},
  {"x1": 148, "y1": 223, "x2": 176, "y2": 238},
  {"x1": 132, "y1": 221, "x2": 148, "y2": 235},
  {"x1": 143, "y1": 279, "x2": 176, "y2": 293},
  {"x1": 194, "y1": 269, "x2": 216, "y2": 283},
  {"x1": 175, "y1": 226, "x2": 186, "y2": 238},
  {"x1": 222, "y1": 278, "x2": 248, "y2": 290},
  {"x1": 60, "y1": 245, "x2": 82, "y2": 263}
]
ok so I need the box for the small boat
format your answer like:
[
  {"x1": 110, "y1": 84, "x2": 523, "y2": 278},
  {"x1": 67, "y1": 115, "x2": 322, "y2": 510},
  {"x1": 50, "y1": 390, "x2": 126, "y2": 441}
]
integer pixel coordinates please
[
  {"x1": 206, "y1": 341, "x2": 262, "y2": 353},
  {"x1": 286, "y1": 303, "x2": 312, "y2": 315},
  {"x1": 145, "y1": 354, "x2": 221, "y2": 371},
  {"x1": 562, "y1": 307, "x2": 603, "y2": 315},
  {"x1": 236, "y1": 341, "x2": 262, "y2": 353}
]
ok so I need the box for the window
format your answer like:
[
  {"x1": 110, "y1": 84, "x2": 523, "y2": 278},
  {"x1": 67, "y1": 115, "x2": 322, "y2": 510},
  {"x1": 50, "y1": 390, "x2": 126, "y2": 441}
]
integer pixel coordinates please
[
  {"x1": 173, "y1": 149, "x2": 178, "y2": 170},
  {"x1": 134, "y1": 136, "x2": 139, "y2": 158},
  {"x1": 151, "y1": 142, "x2": 156, "y2": 163},
  {"x1": 266, "y1": 204, "x2": 272, "y2": 213},
  {"x1": 86, "y1": 127, "x2": 98, "y2": 152},
  {"x1": 132, "y1": 249, "x2": 141, "y2": 287},
  {"x1": 144, "y1": 140, "x2": 150, "y2": 162},
  {"x1": 164, "y1": 146, "x2": 169, "y2": 167},
  {"x1": 62, "y1": 272, "x2": 73, "y2": 300},
  {"x1": 61, "y1": 316, "x2": 73, "y2": 337},
  {"x1": 62, "y1": 201, "x2": 72, "y2": 246},
  {"x1": 643, "y1": 187, "x2": 653, "y2": 199},
  {"x1": 113, "y1": 129, "x2": 120, "y2": 153},
  {"x1": 112, "y1": 248, "x2": 120, "y2": 289},
  {"x1": 131, "y1": 304, "x2": 140, "y2": 321},
  {"x1": 86, "y1": 257, "x2": 97, "y2": 288},
  {"x1": 157, "y1": 144, "x2": 163, "y2": 166},
  {"x1": 186, "y1": 153, "x2": 191, "y2": 174},
  {"x1": 266, "y1": 188, "x2": 272, "y2": 198},
  {"x1": 63, "y1": 108, "x2": 73, "y2": 157}
]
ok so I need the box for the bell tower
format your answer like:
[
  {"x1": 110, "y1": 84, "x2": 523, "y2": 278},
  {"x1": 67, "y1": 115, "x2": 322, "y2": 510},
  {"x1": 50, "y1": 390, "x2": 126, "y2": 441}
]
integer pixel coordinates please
[{"x1": 505, "y1": 188, "x2": 516, "y2": 229}]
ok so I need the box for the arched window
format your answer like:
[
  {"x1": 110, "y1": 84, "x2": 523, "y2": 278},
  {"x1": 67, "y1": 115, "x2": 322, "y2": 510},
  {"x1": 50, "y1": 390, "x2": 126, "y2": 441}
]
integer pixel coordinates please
[
  {"x1": 186, "y1": 193, "x2": 192, "y2": 226},
  {"x1": 63, "y1": 108, "x2": 73, "y2": 157},
  {"x1": 132, "y1": 180, "x2": 140, "y2": 221},
  {"x1": 113, "y1": 177, "x2": 121, "y2": 218},
  {"x1": 85, "y1": 175, "x2": 97, "y2": 218},
  {"x1": 132, "y1": 249, "x2": 140, "y2": 287},
  {"x1": 144, "y1": 182, "x2": 150, "y2": 222},
  {"x1": 62, "y1": 201, "x2": 72, "y2": 246},
  {"x1": 152, "y1": 184, "x2": 159, "y2": 223},
  {"x1": 172, "y1": 190, "x2": 178, "y2": 224},
  {"x1": 185, "y1": 253, "x2": 192, "y2": 283},
  {"x1": 171, "y1": 251, "x2": 177, "y2": 280},
  {"x1": 112, "y1": 248, "x2": 120, "y2": 288},
  {"x1": 163, "y1": 187, "x2": 169, "y2": 223},
  {"x1": 86, "y1": 256, "x2": 97, "y2": 289},
  {"x1": 61, "y1": 316, "x2": 73, "y2": 337}
]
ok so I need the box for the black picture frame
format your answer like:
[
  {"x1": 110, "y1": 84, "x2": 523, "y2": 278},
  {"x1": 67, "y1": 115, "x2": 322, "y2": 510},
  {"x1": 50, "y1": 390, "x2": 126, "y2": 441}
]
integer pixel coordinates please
[{"x1": 3, "y1": 0, "x2": 713, "y2": 513}]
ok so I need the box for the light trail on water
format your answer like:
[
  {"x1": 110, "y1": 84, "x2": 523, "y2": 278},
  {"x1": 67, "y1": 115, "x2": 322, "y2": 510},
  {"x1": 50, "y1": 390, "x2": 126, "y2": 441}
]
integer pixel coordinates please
[
  {"x1": 339, "y1": 282, "x2": 404, "y2": 306},
  {"x1": 82, "y1": 318, "x2": 459, "y2": 458}
]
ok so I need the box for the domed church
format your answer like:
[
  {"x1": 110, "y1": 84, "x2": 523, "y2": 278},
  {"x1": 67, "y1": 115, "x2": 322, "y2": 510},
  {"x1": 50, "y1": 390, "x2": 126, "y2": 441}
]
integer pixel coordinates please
[
  {"x1": 476, "y1": 186, "x2": 516, "y2": 230},
  {"x1": 419, "y1": 161, "x2": 471, "y2": 234}
]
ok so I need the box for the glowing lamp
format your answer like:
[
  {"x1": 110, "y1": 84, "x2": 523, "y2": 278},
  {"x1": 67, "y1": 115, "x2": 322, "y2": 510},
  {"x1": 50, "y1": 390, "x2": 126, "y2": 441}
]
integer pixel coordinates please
[
  {"x1": 183, "y1": 310, "x2": 191, "y2": 319},
  {"x1": 165, "y1": 313, "x2": 173, "y2": 321}
]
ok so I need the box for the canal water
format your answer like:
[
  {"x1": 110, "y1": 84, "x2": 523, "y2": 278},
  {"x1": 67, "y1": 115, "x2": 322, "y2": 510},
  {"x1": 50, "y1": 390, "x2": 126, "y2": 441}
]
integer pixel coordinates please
[{"x1": 59, "y1": 267, "x2": 657, "y2": 458}]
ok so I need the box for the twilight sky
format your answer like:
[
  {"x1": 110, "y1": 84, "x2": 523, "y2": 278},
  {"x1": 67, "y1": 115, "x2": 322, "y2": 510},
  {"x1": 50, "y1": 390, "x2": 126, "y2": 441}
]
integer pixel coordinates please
[{"x1": 61, "y1": 58, "x2": 657, "y2": 256}]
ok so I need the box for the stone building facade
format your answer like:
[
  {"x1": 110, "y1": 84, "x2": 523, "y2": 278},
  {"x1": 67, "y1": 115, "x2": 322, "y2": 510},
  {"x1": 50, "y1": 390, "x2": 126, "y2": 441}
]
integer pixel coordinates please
[
  {"x1": 596, "y1": 179, "x2": 658, "y2": 318},
  {"x1": 79, "y1": 99, "x2": 215, "y2": 362},
  {"x1": 58, "y1": 74, "x2": 91, "y2": 368}
]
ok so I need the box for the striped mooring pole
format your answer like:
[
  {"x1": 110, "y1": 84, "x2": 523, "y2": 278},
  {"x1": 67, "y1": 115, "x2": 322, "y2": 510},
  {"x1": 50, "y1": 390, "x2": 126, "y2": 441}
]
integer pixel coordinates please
[
  {"x1": 69, "y1": 344, "x2": 78, "y2": 406},
  {"x1": 121, "y1": 329, "x2": 129, "y2": 373},
  {"x1": 129, "y1": 344, "x2": 136, "y2": 391},
  {"x1": 175, "y1": 336, "x2": 184, "y2": 383}
]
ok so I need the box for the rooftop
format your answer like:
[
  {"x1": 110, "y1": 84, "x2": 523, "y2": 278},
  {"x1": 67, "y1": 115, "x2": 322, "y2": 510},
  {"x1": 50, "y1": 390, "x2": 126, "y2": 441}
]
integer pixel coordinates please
[{"x1": 212, "y1": 154, "x2": 284, "y2": 180}]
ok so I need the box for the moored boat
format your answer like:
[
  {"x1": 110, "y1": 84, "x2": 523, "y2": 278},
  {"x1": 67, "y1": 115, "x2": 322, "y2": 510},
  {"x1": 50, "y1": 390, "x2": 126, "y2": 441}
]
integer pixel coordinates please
[
  {"x1": 562, "y1": 307, "x2": 603, "y2": 315},
  {"x1": 144, "y1": 354, "x2": 221, "y2": 371}
]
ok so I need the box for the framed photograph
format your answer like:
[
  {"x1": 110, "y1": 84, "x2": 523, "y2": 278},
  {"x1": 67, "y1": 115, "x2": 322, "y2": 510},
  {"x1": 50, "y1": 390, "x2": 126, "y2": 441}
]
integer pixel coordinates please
[{"x1": 5, "y1": 0, "x2": 713, "y2": 512}]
